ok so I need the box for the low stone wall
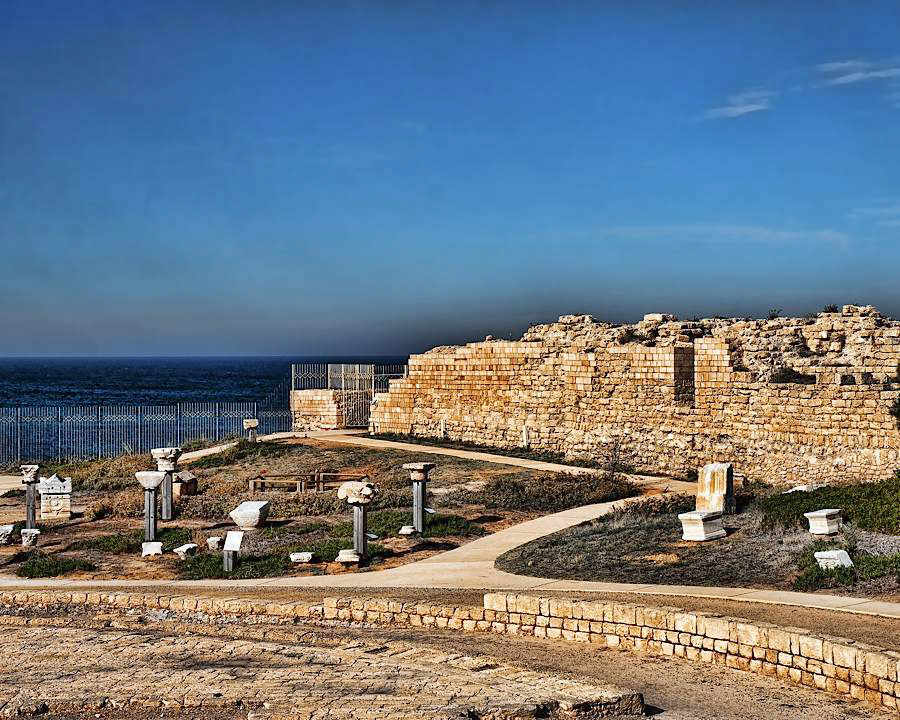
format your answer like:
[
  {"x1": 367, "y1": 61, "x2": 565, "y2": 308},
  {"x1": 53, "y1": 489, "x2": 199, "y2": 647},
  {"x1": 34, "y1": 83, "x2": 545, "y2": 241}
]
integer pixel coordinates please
[
  {"x1": 3, "y1": 589, "x2": 898, "y2": 713},
  {"x1": 290, "y1": 389, "x2": 343, "y2": 430}
]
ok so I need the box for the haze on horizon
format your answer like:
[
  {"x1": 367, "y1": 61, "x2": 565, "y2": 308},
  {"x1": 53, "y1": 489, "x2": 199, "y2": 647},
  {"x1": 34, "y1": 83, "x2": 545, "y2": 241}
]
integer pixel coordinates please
[{"x1": 1, "y1": 1, "x2": 899, "y2": 357}]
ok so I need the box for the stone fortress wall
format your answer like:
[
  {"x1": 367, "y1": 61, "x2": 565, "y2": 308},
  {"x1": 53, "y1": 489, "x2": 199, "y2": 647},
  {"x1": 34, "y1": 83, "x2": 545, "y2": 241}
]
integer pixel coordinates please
[{"x1": 369, "y1": 305, "x2": 900, "y2": 484}]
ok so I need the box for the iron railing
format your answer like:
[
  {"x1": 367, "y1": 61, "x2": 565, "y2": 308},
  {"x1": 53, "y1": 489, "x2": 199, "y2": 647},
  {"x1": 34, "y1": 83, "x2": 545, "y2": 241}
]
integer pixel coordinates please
[{"x1": 0, "y1": 401, "x2": 293, "y2": 465}]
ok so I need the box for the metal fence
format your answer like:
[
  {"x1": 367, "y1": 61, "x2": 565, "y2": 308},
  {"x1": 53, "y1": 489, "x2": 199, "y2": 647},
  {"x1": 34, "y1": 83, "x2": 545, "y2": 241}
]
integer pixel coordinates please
[
  {"x1": 0, "y1": 401, "x2": 293, "y2": 465},
  {"x1": 291, "y1": 363, "x2": 408, "y2": 427}
]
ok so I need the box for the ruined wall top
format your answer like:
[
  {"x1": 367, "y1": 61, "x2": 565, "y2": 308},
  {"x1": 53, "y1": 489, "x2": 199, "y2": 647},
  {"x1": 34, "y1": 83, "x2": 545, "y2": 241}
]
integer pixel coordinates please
[{"x1": 426, "y1": 304, "x2": 900, "y2": 383}]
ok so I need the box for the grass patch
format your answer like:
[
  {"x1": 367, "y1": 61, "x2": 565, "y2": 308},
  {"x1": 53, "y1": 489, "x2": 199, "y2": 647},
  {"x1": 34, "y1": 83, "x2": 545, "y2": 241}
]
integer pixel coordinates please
[
  {"x1": 759, "y1": 475, "x2": 900, "y2": 534},
  {"x1": 175, "y1": 540, "x2": 391, "y2": 579},
  {"x1": 331, "y1": 509, "x2": 485, "y2": 538},
  {"x1": 455, "y1": 473, "x2": 638, "y2": 513},
  {"x1": 15, "y1": 550, "x2": 95, "y2": 578},
  {"x1": 187, "y1": 440, "x2": 292, "y2": 470},
  {"x1": 45, "y1": 453, "x2": 147, "y2": 492},
  {"x1": 259, "y1": 522, "x2": 328, "y2": 540},
  {"x1": 70, "y1": 526, "x2": 194, "y2": 554},
  {"x1": 793, "y1": 540, "x2": 900, "y2": 591},
  {"x1": 370, "y1": 432, "x2": 605, "y2": 469}
]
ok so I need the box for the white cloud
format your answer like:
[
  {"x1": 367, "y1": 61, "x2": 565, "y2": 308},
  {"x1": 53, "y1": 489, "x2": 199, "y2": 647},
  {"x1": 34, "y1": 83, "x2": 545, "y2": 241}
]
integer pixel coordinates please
[
  {"x1": 850, "y1": 203, "x2": 900, "y2": 227},
  {"x1": 822, "y1": 67, "x2": 900, "y2": 86},
  {"x1": 703, "y1": 90, "x2": 775, "y2": 120},
  {"x1": 596, "y1": 223, "x2": 848, "y2": 245},
  {"x1": 816, "y1": 60, "x2": 871, "y2": 74}
]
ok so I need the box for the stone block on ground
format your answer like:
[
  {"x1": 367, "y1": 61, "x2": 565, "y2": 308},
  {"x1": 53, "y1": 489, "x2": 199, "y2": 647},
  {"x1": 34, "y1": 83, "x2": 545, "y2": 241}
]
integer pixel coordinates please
[
  {"x1": 290, "y1": 552, "x2": 314, "y2": 563},
  {"x1": 173, "y1": 543, "x2": 198, "y2": 559},
  {"x1": 678, "y1": 511, "x2": 726, "y2": 541},
  {"x1": 229, "y1": 501, "x2": 270, "y2": 529},
  {"x1": 0, "y1": 524, "x2": 14, "y2": 544},
  {"x1": 20, "y1": 529, "x2": 40, "y2": 546},
  {"x1": 141, "y1": 542, "x2": 162, "y2": 557},
  {"x1": 206, "y1": 536, "x2": 222, "y2": 551},
  {"x1": 172, "y1": 471, "x2": 198, "y2": 499},
  {"x1": 335, "y1": 548, "x2": 360, "y2": 564},
  {"x1": 814, "y1": 549, "x2": 853, "y2": 569}
]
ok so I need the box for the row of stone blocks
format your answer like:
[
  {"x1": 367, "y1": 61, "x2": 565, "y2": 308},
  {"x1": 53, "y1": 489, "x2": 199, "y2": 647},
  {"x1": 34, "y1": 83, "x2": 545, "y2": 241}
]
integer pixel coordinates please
[{"x1": 4, "y1": 589, "x2": 898, "y2": 713}]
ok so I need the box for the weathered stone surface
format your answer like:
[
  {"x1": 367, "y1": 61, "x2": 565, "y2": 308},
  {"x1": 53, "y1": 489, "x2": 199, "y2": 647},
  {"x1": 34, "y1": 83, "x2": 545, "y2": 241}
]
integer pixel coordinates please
[
  {"x1": 243, "y1": 418, "x2": 259, "y2": 430},
  {"x1": 20, "y1": 529, "x2": 40, "y2": 547},
  {"x1": 805, "y1": 509, "x2": 842, "y2": 535},
  {"x1": 206, "y1": 536, "x2": 223, "y2": 550},
  {"x1": 0, "y1": 525, "x2": 13, "y2": 544},
  {"x1": 815, "y1": 550, "x2": 853, "y2": 569},
  {"x1": 223, "y1": 530, "x2": 244, "y2": 552},
  {"x1": 678, "y1": 511, "x2": 726, "y2": 541},
  {"x1": 39, "y1": 493, "x2": 71, "y2": 520},
  {"x1": 335, "y1": 549, "x2": 361, "y2": 564},
  {"x1": 172, "y1": 470, "x2": 198, "y2": 499},
  {"x1": 362, "y1": 307, "x2": 900, "y2": 485},
  {"x1": 172, "y1": 543, "x2": 198, "y2": 559},
  {"x1": 290, "y1": 551, "x2": 314, "y2": 563},
  {"x1": 229, "y1": 500, "x2": 270, "y2": 529},
  {"x1": 141, "y1": 542, "x2": 162, "y2": 557},
  {"x1": 696, "y1": 463, "x2": 735, "y2": 514},
  {"x1": 151, "y1": 447, "x2": 182, "y2": 472},
  {"x1": 19, "y1": 465, "x2": 39, "y2": 484},
  {"x1": 402, "y1": 462, "x2": 436, "y2": 481},
  {"x1": 399, "y1": 525, "x2": 417, "y2": 535},
  {"x1": 337, "y1": 481, "x2": 378, "y2": 506},
  {"x1": 135, "y1": 471, "x2": 166, "y2": 490}
]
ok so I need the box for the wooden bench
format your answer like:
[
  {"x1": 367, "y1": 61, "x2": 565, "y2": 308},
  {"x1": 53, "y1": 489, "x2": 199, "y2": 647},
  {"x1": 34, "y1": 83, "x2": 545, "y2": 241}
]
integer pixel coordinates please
[{"x1": 248, "y1": 472, "x2": 369, "y2": 495}]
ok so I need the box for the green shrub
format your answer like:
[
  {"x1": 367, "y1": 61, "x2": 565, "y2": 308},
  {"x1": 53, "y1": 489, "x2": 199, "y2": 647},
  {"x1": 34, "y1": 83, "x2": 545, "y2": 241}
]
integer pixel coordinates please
[
  {"x1": 456, "y1": 473, "x2": 637, "y2": 513},
  {"x1": 793, "y1": 540, "x2": 900, "y2": 591},
  {"x1": 604, "y1": 493, "x2": 695, "y2": 520},
  {"x1": 71, "y1": 526, "x2": 194, "y2": 554},
  {"x1": 188, "y1": 440, "x2": 292, "y2": 470},
  {"x1": 331, "y1": 509, "x2": 484, "y2": 539},
  {"x1": 16, "y1": 550, "x2": 95, "y2": 578},
  {"x1": 759, "y1": 475, "x2": 900, "y2": 534}
]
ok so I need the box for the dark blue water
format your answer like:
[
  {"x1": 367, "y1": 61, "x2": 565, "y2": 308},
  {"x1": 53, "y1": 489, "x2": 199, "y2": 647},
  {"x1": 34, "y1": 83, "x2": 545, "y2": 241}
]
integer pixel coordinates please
[{"x1": 0, "y1": 357, "x2": 407, "y2": 407}]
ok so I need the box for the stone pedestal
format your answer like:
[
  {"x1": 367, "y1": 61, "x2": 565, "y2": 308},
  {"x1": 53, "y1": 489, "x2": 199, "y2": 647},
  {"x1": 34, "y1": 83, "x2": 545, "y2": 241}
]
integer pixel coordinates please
[
  {"x1": 338, "y1": 480, "x2": 379, "y2": 561},
  {"x1": 243, "y1": 418, "x2": 259, "y2": 442},
  {"x1": 151, "y1": 447, "x2": 182, "y2": 522},
  {"x1": 172, "y1": 471, "x2": 198, "y2": 501},
  {"x1": 38, "y1": 474, "x2": 72, "y2": 521},
  {"x1": 136, "y1": 471, "x2": 166, "y2": 542},
  {"x1": 223, "y1": 530, "x2": 243, "y2": 572},
  {"x1": 20, "y1": 465, "x2": 40, "y2": 530},
  {"x1": 696, "y1": 463, "x2": 735, "y2": 514},
  {"x1": 402, "y1": 463, "x2": 435, "y2": 534},
  {"x1": 804, "y1": 509, "x2": 842, "y2": 535},
  {"x1": 678, "y1": 511, "x2": 726, "y2": 541},
  {"x1": 335, "y1": 548, "x2": 360, "y2": 564}
]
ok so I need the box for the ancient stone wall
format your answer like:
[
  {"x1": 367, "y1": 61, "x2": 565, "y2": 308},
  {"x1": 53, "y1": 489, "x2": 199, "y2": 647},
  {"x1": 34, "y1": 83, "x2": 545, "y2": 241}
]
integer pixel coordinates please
[
  {"x1": 370, "y1": 305, "x2": 900, "y2": 484},
  {"x1": 290, "y1": 389, "x2": 344, "y2": 430}
]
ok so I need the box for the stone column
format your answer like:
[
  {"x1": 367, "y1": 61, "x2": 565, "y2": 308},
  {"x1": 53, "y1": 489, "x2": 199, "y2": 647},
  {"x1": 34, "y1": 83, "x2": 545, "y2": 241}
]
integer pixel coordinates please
[
  {"x1": 136, "y1": 471, "x2": 166, "y2": 542},
  {"x1": 151, "y1": 447, "x2": 182, "y2": 522},
  {"x1": 20, "y1": 465, "x2": 40, "y2": 530},
  {"x1": 402, "y1": 463, "x2": 435, "y2": 533},
  {"x1": 353, "y1": 504, "x2": 368, "y2": 558},
  {"x1": 337, "y1": 480, "x2": 379, "y2": 562}
]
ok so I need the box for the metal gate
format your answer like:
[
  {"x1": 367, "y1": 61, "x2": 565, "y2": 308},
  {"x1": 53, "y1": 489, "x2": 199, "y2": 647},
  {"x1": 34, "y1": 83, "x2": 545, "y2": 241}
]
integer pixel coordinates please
[{"x1": 291, "y1": 363, "x2": 407, "y2": 428}]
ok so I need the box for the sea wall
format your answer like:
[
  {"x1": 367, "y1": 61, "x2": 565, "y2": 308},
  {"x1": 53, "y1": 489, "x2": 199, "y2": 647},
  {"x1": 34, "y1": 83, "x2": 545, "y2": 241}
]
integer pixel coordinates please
[{"x1": 369, "y1": 305, "x2": 900, "y2": 484}]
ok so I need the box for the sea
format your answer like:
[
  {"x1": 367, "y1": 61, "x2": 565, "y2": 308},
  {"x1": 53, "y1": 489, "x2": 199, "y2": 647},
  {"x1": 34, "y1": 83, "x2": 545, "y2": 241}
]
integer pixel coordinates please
[{"x1": 0, "y1": 356, "x2": 408, "y2": 407}]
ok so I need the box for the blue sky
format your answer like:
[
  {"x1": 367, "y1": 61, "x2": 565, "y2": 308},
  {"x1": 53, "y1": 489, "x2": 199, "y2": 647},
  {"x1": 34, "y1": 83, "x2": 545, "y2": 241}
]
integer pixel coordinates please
[{"x1": 1, "y1": 1, "x2": 898, "y2": 355}]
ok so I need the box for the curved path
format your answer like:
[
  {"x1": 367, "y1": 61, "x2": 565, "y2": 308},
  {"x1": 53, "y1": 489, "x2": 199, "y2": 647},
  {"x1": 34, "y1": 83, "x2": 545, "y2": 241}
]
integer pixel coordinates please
[{"x1": 3, "y1": 435, "x2": 899, "y2": 620}]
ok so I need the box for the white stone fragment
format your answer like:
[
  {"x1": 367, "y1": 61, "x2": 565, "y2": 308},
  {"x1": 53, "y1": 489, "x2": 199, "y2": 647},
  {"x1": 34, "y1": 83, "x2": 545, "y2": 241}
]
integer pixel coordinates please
[
  {"x1": 141, "y1": 541, "x2": 162, "y2": 557},
  {"x1": 242, "y1": 418, "x2": 259, "y2": 430},
  {"x1": 337, "y1": 481, "x2": 379, "y2": 505},
  {"x1": 365, "y1": 532, "x2": 378, "y2": 540},
  {"x1": 814, "y1": 549, "x2": 853, "y2": 569},
  {"x1": 173, "y1": 543, "x2": 198, "y2": 559},
  {"x1": 0, "y1": 524, "x2": 14, "y2": 544},
  {"x1": 398, "y1": 525, "x2": 417, "y2": 535},
  {"x1": 678, "y1": 511, "x2": 726, "y2": 541},
  {"x1": 20, "y1": 529, "x2": 40, "y2": 546},
  {"x1": 38, "y1": 474, "x2": 72, "y2": 495},
  {"x1": 151, "y1": 447, "x2": 182, "y2": 472},
  {"x1": 335, "y1": 548, "x2": 361, "y2": 564},
  {"x1": 804, "y1": 508, "x2": 842, "y2": 535},
  {"x1": 290, "y1": 552, "x2": 314, "y2": 564},
  {"x1": 782, "y1": 483, "x2": 826, "y2": 494},
  {"x1": 206, "y1": 536, "x2": 223, "y2": 551},
  {"x1": 229, "y1": 501, "x2": 270, "y2": 529}
]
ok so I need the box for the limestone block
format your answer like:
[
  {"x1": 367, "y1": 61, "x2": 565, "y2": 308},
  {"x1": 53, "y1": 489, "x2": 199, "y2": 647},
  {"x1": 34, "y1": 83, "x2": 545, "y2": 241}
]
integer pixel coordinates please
[
  {"x1": 814, "y1": 550, "x2": 853, "y2": 569},
  {"x1": 696, "y1": 463, "x2": 735, "y2": 514},
  {"x1": 223, "y1": 531, "x2": 244, "y2": 552},
  {"x1": 172, "y1": 543, "x2": 198, "y2": 560},
  {"x1": 678, "y1": 511, "x2": 726, "y2": 541},
  {"x1": 0, "y1": 525, "x2": 13, "y2": 544},
  {"x1": 38, "y1": 474, "x2": 71, "y2": 495},
  {"x1": 172, "y1": 471, "x2": 198, "y2": 499},
  {"x1": 229, "y1": 501, "x2": 271, "y2": 529},
  {"x1": 782, "y1": 484, "x2": 826, "y2": 494},
  {"x1": 40, "y1": 493, "x2": 71, "y2": 520},
  {"x1": 141, "y1": 542, "x2": 162, "y2": 557},
  {"x1": 151, "y1": 447, "x2": 182, "y2": 473},
  {"x1": 290, "y1": 552, "x2": 314, "y2": 563},
  {"x1": 335, "y1": 548, "x2": 360, "y2": 564},
  {"x1": 399, "y1": 525, "x2": 417, "y2": 535},
  {"x1": 206, "y1": 536, "x2": 223, "y2": 551},
  {"x1": 20, "y1": 529, "x2": 40, "y2": 547},
  {"x1": 804, "y1": 509, "x2": 842, "y2": 535}
]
